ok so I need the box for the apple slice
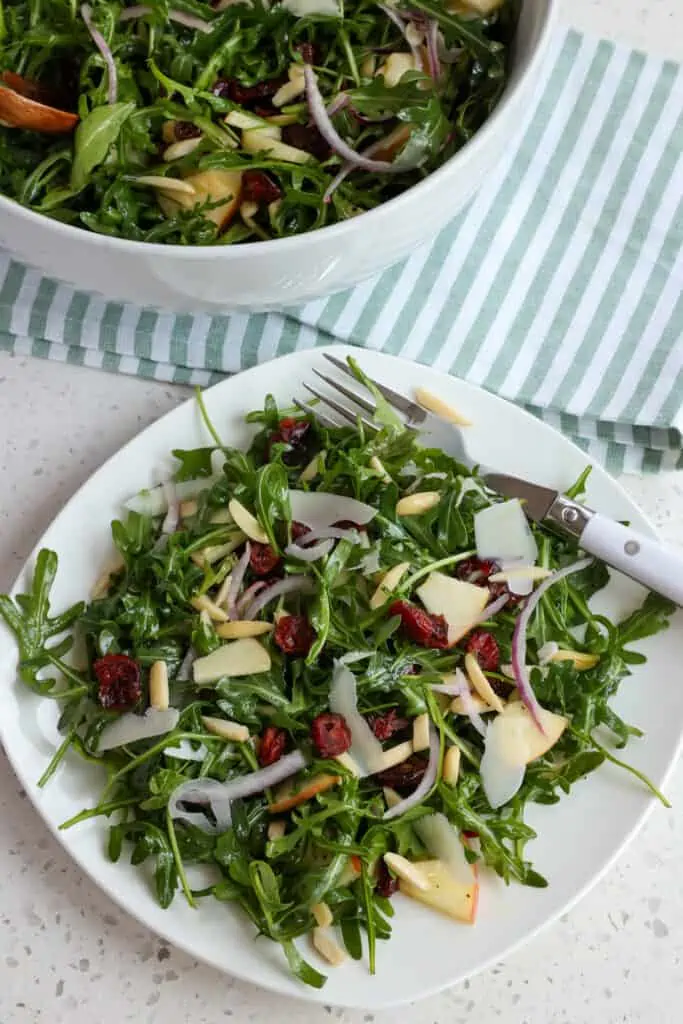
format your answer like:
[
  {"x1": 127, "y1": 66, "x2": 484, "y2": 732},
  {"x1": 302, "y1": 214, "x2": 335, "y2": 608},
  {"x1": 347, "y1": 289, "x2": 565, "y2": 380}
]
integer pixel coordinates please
[
  {"x1": 157, "y1": 168, "x2": 243, "y2": 230},
  {"x1": 193, "y1": 637, "x2": 271, "y2": 684},
  {"x1": 400, "y1": 859, "x2": 479, "y2": 923},
  {"x1": 416, "y1": 571, "x2": 489, "y2": 646},
  {"x1": 0, "y1": 71, "x2": 79, "y2": 133}
]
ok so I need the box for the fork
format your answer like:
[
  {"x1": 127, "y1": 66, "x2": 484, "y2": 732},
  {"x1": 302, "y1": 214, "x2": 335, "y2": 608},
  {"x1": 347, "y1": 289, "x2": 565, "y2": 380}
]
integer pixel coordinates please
[{"x1": 294, "y1": 353, "x2": 482, "y2": 471}]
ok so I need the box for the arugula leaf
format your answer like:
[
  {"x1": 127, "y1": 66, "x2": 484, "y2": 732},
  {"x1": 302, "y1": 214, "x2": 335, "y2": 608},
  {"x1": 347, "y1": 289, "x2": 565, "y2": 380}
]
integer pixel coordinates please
[{"x1": 71, "y1": 102, "x2": 136, "y2": 191}]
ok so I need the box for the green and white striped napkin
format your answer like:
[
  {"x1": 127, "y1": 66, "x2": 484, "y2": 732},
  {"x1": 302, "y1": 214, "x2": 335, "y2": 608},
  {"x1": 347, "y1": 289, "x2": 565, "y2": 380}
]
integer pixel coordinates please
[{"x1": 1, "y1": 27, "x2": 682, "y2": 473}]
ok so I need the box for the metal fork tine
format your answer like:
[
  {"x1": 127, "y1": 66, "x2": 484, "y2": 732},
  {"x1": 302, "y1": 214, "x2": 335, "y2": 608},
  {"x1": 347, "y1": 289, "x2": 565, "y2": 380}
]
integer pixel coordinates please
[
  {"x1": 303, "y1": 384, "x2": 377, "y2": 433},
  {"x1": 312, "y1": 369, "x2": 379, "y2": 419},
  {"x1": 293, "y1": 397, "x2": 337, "y2": 429},
  {"x1": 323, "y1": 353, "x2": 427, "y2": 425}
]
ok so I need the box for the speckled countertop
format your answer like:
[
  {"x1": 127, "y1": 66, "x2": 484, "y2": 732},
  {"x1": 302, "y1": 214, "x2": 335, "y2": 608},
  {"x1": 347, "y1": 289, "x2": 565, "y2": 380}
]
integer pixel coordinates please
[{"x1": 2, "y1": 3, "x2": 683, "y2": 1022}]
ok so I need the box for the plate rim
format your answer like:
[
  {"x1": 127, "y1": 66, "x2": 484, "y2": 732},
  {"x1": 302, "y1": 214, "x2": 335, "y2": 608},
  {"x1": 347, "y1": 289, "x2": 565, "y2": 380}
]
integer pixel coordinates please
[{"x1": 1, "y1": 342, "x2": 680, "y2": 1010}]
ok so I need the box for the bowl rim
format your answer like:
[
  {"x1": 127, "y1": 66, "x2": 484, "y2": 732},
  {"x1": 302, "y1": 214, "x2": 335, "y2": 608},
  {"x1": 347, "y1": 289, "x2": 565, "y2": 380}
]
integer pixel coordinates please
[{"x1": 0, "y1": 0, "x2": 557, "y2": 262}]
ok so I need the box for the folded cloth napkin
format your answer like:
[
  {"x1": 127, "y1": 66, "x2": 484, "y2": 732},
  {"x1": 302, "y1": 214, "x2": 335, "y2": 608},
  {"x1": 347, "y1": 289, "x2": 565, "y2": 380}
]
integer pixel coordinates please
[{"x1": 1, "y1": 27, "x2": 682, "y2": 473}]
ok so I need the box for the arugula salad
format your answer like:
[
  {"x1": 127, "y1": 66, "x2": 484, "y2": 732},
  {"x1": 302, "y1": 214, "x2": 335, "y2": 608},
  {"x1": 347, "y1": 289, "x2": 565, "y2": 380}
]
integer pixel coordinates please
[
  {"x1": 0, "y1": 0, "x2": 519, "y2": 244},
  {"x1": 0, "y1": 366, "x2": 674, "y2": 988}
]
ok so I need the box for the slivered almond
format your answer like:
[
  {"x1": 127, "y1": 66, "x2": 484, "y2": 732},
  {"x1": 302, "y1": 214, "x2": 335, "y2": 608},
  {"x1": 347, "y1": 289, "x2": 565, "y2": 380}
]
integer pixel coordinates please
[
  {"x1": 240, "y1": 199, "x2": 259, "y2": 221},
  {"x1": 214, "y1": 572, "x2": 233, "y2": 608},
  {"x1": 335, "y1": 752, "x2": 362, "y2": 777},
  {"x1": 191, "y1": 533, "x2": 246, "y2": 567},
  {"x1": 443, "y1": 746, "x2": 461, "y2": 786},
  {"x1": 267, "y1": 819, "x2": 286, "y2": 842},
  {"x1": 414, "y1": 387, "x2": 472, "y2": 427},
  {"x1": 272, "y1": 66, "x2": 306, "y2": 107},
  {"x1": 548, "y1": 649, "x2": 600, "y2": 671},
  {"x1": 299, "y1": 452, "x2": 323, "y2": 484},
  {"x1": 488, "y1": 567, "x2": 553, "y2": 584},
  {"x1": 201, "y1": 716, "x2": 250, "y2": 743},
  {"x1": 465, "y1": 652, "x2": 505, "y2": 714},
  {"x1": 312, "y1": 902, "x2": 333, "y2": 928},
  {"x1": 91, "y1": 555, "x2": 125, "y2": 599},
  {"x1": 370, "y1": 561, "x2": 410, "y2": 610},
  {"x1": 369, "y1": 455, "x2": 391, "y2": 482},
  {"x1": 163, "y1": 136, "x2": 203, "y2": 161},
  {"x1": 383, "y1": 786, "x2": 402, "y2": 809},
  {"x1": 312, "y1": 927, "x2": 346, "y2": 967},
  {"x1": 149, "y1": 661, "x2": 169, "y2": 711},
  {"x1": 396, "y1": 491, "x2": 441, "y2": 516},
  {"x1": 179, "y1": 499, "x2": 198, "y2": 518},
  {"x1": 383, "y1": 853, "x2": 429, "y2": 891},
  {"x1": 136, "y1": 174, "x2": 197, "y2": 195},
  {"x1": 210, "y1": 508, "x2": 233, "y2": 525},
  {"x1": 376, "y1": 740, "x2": 413, "y2": 772},
  {"x1": 412, "y1": 713, "x2": 430, "y2": 752},
  {"x1": 191, "y1": 595, "x2": 230, "y2": 622},
  {"x1": 216, "y1": 620, "x2": 273, "y2": 639},
  {"x1": 268, "y1": 774, "x2": 341, "y2": 814},
  {"x1": 228, "y1": 499, "x2": 269, "y2": 544}
]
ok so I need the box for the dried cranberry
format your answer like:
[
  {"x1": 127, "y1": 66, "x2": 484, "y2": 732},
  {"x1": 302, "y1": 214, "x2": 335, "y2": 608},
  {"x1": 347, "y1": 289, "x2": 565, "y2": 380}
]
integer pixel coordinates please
[
  {"x1": 243, "y1": 170, "x2": 282, "y2": 206},
  {"x1": 274, "y1": 614, "x2": 315, "y2": 656},
  {"x1": 259, "y1": 726, "x2": 287, "y2": 766},
  {"x1": 269, "y1": 417, "x2": 313, "y2": 466},
  {"x1": 212, "y1": 75, "x2": 285, "y2": 108},
  {"x1": 332, "y1": 519, "x2": 367, "y2": 532},
  {"x1": 455, "y1": 557, "x2": 522, "y2": 604},
  {"x1": 367, "y1": 708, "x2": 410, "y2": 741},
  {"x1": 93, "y1": 654, "x2": 141, "y2": 710},
  {"x1": 174, "y1": 120, "x2": 201, "y2": 140},
  {"x1": 295, "y1": 42, "x2": 320, "y2": 65},
  {"x1": 462, "y1": 830, "x2": 478, "y2": 839},
  {"x1": 375, "y1": 859, "x2": 399, "y2": 898},
  {"x1": 291, "y1": 521, "x2": 311, "y2": 542},
  {"x1": 249, "y1": 542, "x2": 281, "y2": 576},
  {"x1": 465, "y1": 630, "x2": 500, "y2": 672},
  {"x1": 310, "y1": 712, "x2": 351, "y2": 757},
  {"x1": 375, "y1": 756, "x2": 427, "y2": 792},
  {"x1": 389, "y1": 600, "x2": 449, "y2": 649},
  {"x1": 282, "y1": 123, "x2": 330, "y2": 161}
]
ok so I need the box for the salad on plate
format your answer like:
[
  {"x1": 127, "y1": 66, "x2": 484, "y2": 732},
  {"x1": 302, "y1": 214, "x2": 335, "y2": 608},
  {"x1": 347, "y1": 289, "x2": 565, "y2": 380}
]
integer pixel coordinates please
[
  {"x1": 0, "y1": 0, "x2": 518, "y2": 244},
  {"x1": 0, "y1": 360, "x2": 674, "y2": 988}
]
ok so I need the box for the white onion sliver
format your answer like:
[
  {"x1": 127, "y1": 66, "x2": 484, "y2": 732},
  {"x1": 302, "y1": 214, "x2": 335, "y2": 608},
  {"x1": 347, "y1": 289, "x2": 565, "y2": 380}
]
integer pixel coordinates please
[
  {"x1": 383, "y1": 723, "x2": 439, "y2": 820},
  {"x1": 469, "y1": 592, "x2": 509, "y2": 628},
  {"x1": 304, "y1": 66, "x2": 403, "y2": 173},
  {"x1": 161, "y1": 480, "x2": 179, "y2": 534},
  {"x1": 81, "y1": 4, "x2": 118, "y2": 104},
  {"x1": 169, "y1": 750, "x2": 307, "y2": 833},
  {"x1": 511, "y1": 557, "x2": 593, "y2": 732},
  {"x1": 227, "y1": 541, "x2": 251, "y2": 619},
  {"x1": 378, "y1": 3, "x2": 423, "y2": 67},
  {"x1": 236, "y1": 581, "x2": 266, "y2": 617},
  {"x1": 480, "y1": 720, "x2": 526, "y2": 809},
  {"x1": 284, "y1": 539, "x2": 334, "y2": 563},
  {"x1": 98, "y1": 708, "x2": 180, "y2": 751},
  {"x1": 329, "y1": 661, "x2": 384, "y2": 776},
  {"x1": 243, "y1": 575, "x2": 314, "y2": 620},
  {"x1": 210, "y1": 448, "x2": 228, "y2": 475},
  {"x1": 288, "y1": 489, "x2": 377, "y2": 529},
  {"x1": 426, "y1": 19, "x2": 440, "y2": 79}
]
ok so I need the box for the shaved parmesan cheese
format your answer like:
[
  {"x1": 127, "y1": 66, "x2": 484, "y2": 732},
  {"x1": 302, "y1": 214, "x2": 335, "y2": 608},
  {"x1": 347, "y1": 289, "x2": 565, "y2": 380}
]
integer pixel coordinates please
[
  {"x1": 414, "y1": 812, "x2": 472, "y2": 886},
  {"x1": 125, "y1": 475, "x2": 222, "y2": 516},
  {"x1": 99, "y1": 708, "x2": 180, "y2": 751},
  {"x1": 193, "y1": 638, "x2": 271, "y2": 683},
  {"x1": 481, "y1": 702, "x2": 568, "y2": 808},
  {"x1": 488, "y1": 566, "x2": 552, "y2": 584},
  {"x1": 329, "y1": 661, "x2": 384, "y2": 774},
  {"x1": 288, "y1": 490, "x2": 377, "y2": 530},
  {"x1": 474, "y1": 499, "x2": 538, "y2": 563}
]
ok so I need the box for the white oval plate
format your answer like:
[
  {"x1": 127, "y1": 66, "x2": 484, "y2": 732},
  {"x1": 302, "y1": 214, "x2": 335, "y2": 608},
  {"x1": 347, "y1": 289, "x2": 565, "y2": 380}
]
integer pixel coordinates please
[{"x1": 1, "y1": 344, "x2": 682, "y2": 1010}]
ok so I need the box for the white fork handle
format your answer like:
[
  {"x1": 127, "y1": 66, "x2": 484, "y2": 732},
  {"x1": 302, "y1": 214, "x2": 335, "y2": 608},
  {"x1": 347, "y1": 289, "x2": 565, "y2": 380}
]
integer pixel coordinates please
[{"x1": 580, "y1": 514, "x2": 683, "y2": 605}]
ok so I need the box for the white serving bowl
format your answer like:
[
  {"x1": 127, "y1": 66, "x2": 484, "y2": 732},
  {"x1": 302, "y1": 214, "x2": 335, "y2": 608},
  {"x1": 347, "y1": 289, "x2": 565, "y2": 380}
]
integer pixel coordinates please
[{"x1": 0, "y1": 0, "x2": 556, "y2": 313}]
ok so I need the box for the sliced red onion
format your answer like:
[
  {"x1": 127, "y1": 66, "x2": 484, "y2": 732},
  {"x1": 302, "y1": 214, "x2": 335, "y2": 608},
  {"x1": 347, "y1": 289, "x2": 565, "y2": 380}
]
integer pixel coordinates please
[
  {"x1": 242, "y1": 575, "x2": 314, "y2": 620},
  {"x1": 119, "y1": 5, "x2": 212, "y2": 33},
  {"x1": 284, "y1": 539, "x2": 335, "y2": 562},
  {"x1": 236, "y1": 581, "x2": 266, "y2": 617},
  {"x1": 81, "y1": 4, "x2": 118, "y2": 105},
  {"x1": 469, "y1": 592, "x2": 509, "y2": 628},
  {"x1": 161, "y1": 480, "x2": 180, "y2": 534},
  {"x1": 168, "y1": 750, "x2": 307, "y2": 833},
  {"x1": 305, "y1": 66, "x2": 402, "y2": 173},
  {"x1": 227, "y1": 541, "x2": 251, "y2": 619},
  {"x1": 383, "y1": 723, "x2": 439, "y2": 820},
  {"x1": 511, "y1": 557, "x2": 593, "y2": 732},
  {"x1": 426, "y1": 19, "x2": 440, "y2": 79},
  {"x1": 176, "y1": 647, "x2": 196, "y2": 682},
  {"x1": 98, "y1": 708, "x2": 180, "y2": 751},
  {"x1": 329, "y1": 661, "x2": 384, "y2": 776}
]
